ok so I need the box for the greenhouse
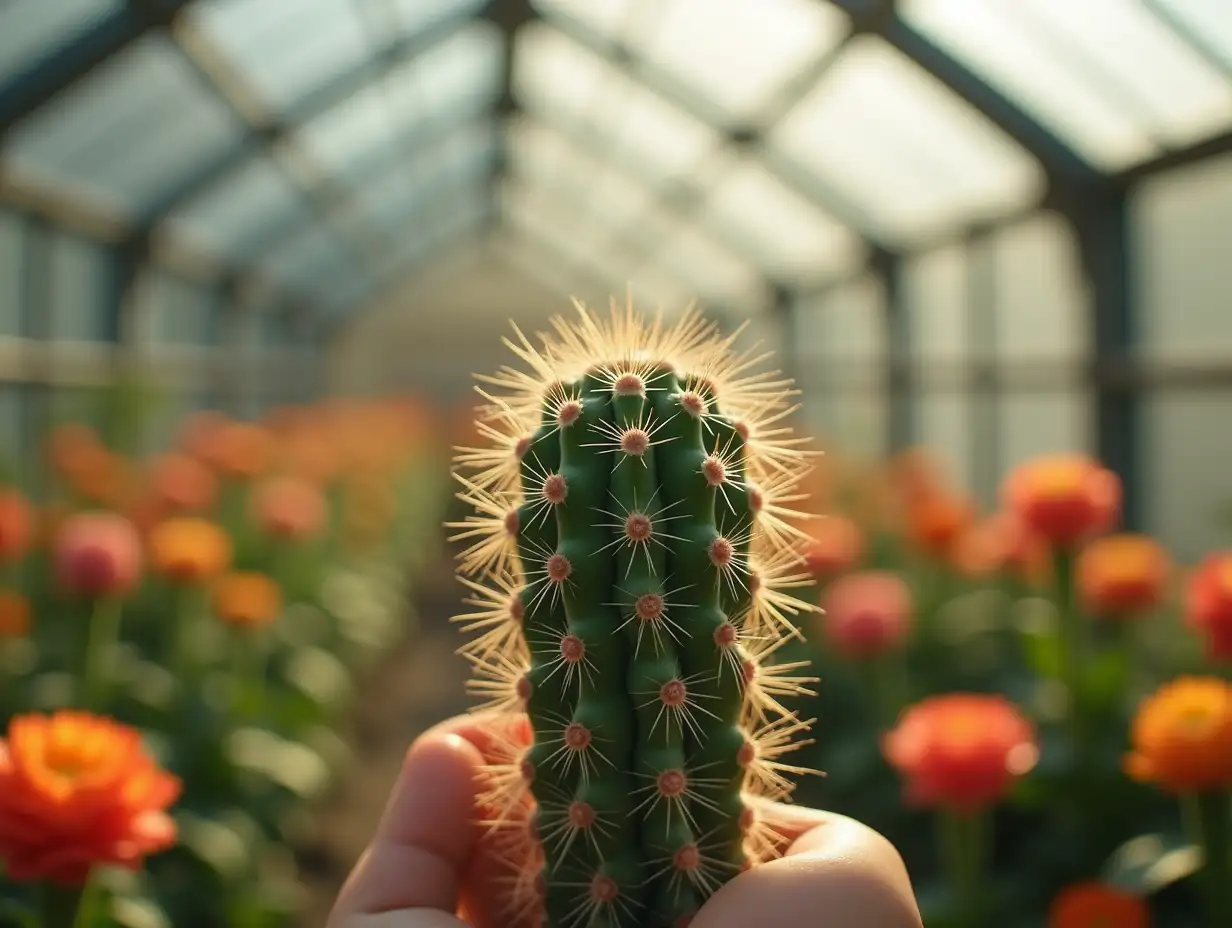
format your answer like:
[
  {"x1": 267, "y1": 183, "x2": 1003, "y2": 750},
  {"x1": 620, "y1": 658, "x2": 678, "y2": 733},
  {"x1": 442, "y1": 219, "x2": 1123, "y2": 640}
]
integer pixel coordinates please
[{"x1": 1, "y1": 2, "x2": 1231, "y2": 927}]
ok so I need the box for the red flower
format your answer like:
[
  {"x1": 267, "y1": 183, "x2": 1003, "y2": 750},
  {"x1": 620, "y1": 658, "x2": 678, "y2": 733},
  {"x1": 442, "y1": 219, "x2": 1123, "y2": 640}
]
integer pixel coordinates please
[
  {"x1": 1002, "y1": 454, "x2": 1120, "y2": 549},
  {"x1": 1077, "y1": 533, "x2": 1170, "y2": 617},
  {"x1": 821, "y1": 570, "x2": 913, "y2": 659},
  {"x1": 1185, "y1": 552, "x2": 1232, "y2": 661},
  {"x1": 251, "y1": 474, "x2": 328, "y2": 541},
  {"x1": 1048, "y1": 882, "x2": 1149, "y2": 928},
  {"x1": 883, "y1": 694, "x2": 1038, "y2": 813},
  {"x1": 0, "y1": 489, "x2": 32, "y2": 563},
  {"x1": 0, "y1": 711, "x2": 180, "y2": 884},
  {"x1": 54, "y1": 513, "x2": 142, "y2": 597}
]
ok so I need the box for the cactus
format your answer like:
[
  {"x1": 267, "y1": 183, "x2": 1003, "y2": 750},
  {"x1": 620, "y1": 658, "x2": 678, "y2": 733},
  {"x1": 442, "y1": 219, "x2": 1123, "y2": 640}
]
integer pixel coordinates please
[{"x1": 448, "y1": 301, "x2": 819, "y2": 928}]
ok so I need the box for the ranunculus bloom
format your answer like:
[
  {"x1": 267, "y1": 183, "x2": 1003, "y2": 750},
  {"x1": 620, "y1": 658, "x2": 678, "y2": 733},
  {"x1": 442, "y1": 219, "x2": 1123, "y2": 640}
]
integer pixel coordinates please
[
  {"x1": 147, "y1": 453, "x2": 217, "y2": 514},
  {"x1": 0, "y1": 490, "x2": 32, "y2": 563},
  {"x1": 1125, "y1": 676, "x2": 1232, "y2": 794},
  {"x1": 201, "y1": 422, "x2": 275, "y2": 481},
  {"x1": 213, "y1": 572, "x2": 282, "y2": 628},
  {"x1": 883, "y1": 694, "x2": 1038, "y2": 812},
  {"x1": 1002, "y1": 454, "x2": 1120, "y2": 549},
  {"x1": 0, "y1": 711, "x2": 180, "y2": 884},
  {"x1": 0, "y1": 590, "x2": 31, "y2": 637},
  {"x1": 802, "y1": 514, "x2": 864, "y2": 579},
  {"x1": 54, "y1": 513, "x2": 142, "y2": 598},
  {"x1": 1185, "y1": 552, "x2": 1232, "y2": 661},
  {"x1": 251, "y1": 474, "x2": 328, "y2": 541},
  {"x1": 148, "y1": 518, "x2": 232, "y2": 585},
  {"x1": 821, "y1": 570, "x2": 913, "y2": 659},
  {"x1": 1048, "y1": 882, "x2": 1149, "y2": 928},
  {"x1": 1077, "y1": 533, "x2": 1170, "y2": 617},
  {"x1": 906, "y1": 493, "x2": 975, "y2": 560}
]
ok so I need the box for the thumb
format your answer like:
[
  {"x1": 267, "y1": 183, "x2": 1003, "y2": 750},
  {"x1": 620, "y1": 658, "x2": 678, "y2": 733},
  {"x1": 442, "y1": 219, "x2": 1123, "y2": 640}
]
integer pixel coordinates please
[{"x1": 691, "y1": 805, "x2": 923, "y2": 928}]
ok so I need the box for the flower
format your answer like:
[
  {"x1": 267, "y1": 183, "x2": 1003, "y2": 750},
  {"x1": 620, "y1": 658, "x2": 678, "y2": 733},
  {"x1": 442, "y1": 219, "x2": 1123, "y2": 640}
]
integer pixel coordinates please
[
  {"x1": 1048, "y1": 882, "x2": 1148, "y2": 928},
  {"x1": 1077, "y1": 533, "x2": 1170, "y2": 617},
  {"x1": 147, "y1": 452, "x2": 217, "y2": 514},
  {"x1": 251, "y1": 474, "x2": 328, "y2": 542},
  {"x1": 148, "y1": 518, "x2": 232, "y2": 585},
  {"x1": 213, "y1": 572, "x2": 282, "y2": 628},
  {"x1": 0, "y1": 711, "x2": 180, "y2": 884},
  {"x1": 1185, "y1": 552, "x2": 1232, "y2": 661},
  {"x1": 54, "y1": 513, "x2": 142, "y2": 598},
  {"x1": 1125, "y1": 676, "x2": 1232, "y2": 794},
  {"x1": 200, "y1": 421, "x2": 275, "y2": 481},
  {"x1": 883, "y1": 694, "x2": 1038, "y2": 812},
  {"x1": 906, "y1": 494, "x2": 975, "y2": 560},
  {"x1": 0, "y1": 590, "x2": 30, "y2": 637},
  {"x1": 1002, "y1": 454, "x2": 1120, "y2": 549},
  {"x1": 0, "y1": 489, "x2": 32, "y2": 563},
  {"x1": 821, "y1": 570, "x2": 913, "y2": 659},
  {"x1": 802, "y1": 515, "x2": 864, "y2": 579}
]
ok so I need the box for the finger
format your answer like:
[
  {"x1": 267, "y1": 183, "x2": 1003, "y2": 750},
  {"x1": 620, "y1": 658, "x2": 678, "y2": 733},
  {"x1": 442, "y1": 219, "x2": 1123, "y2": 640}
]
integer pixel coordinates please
[
  {"x1": 328, "y1": 730, "x2": 484, "y2": 923},
  {"x1": 692, "y1": 808, "x2": 922, "y2": 928}
]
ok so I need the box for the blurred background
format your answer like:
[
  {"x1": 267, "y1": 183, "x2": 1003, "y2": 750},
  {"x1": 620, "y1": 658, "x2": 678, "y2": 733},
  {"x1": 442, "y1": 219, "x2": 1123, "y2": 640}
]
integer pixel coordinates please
[{"x1": 1, "y1": 1, "x2": 1231, "y2": 926}]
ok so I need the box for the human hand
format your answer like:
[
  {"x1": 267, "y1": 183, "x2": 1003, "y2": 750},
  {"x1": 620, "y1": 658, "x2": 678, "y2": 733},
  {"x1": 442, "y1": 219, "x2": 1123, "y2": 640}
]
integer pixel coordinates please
[{"x1": 327, "y1": 713, "x2": 923, "y2": 928}]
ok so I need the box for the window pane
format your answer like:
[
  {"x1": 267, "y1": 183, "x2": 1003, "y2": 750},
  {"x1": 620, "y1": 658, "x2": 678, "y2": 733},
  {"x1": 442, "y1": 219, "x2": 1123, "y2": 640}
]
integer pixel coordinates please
[
  {"x1": 770, "y1": 37, "x2": 1042, "y2": 243},
  {"x1": 7, "y1": 38, "x2": 247, "y2": 214},
  {"x1": 0, "y1": 0, "x2": 120, "y2": 86},
  {"x1": 902, "y1": 0, "x2": 1232, "y2": 168},
  {"x1": 513, "y1": 24, "x2": 724, "y2": 184},
  {"x1": 387, "y1": 0, "x2": 487, "y2": 35},
  {"x1": 1133, "y1": 154, "x2": 1232, "y2": 363},
  {"x1": 49, "y1": 234, "x2": 109, "y2": 341},
  {"x1": 993, "y1": 214, "x2": 1085, "y2": 363},
  {"x1": 700, "y1": 159, "x2": 865, "y2": 283},
  {"x1": 906, "y1": 244, "x2": 968, "y2": 363},
  {"x1": 913, "y1": 392, "x2": 971, "y2": 491},
  {"x1": 143, "y1": 272, "x2": 216, "y2": 347},
  {"x1": 648, "y1": 222, "x2": 768, "y2": 311},
  {"x1": 1154, "y1": 0, "x2": 1232, "y2": 69},
  {"x1": 998, "y1": 393, "x2": 1089, "y2": 472},
  {"x1": 0, "y1": 213, "x2": 22, "y2": 337}
]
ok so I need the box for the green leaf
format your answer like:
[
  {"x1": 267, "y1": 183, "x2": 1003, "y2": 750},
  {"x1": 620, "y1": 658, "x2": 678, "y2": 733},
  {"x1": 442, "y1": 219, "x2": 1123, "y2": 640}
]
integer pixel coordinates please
[{"x1": 1102, "y1": 832, "x2": 1200, "y2": 895}]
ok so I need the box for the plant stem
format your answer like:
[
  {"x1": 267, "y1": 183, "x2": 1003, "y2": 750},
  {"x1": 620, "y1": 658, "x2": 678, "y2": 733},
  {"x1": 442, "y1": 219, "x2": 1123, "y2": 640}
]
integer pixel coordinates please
[
  {"x1": 39, "y1": 881, "x2": 84, "y2": 928},
  {"x1": 1185, "y1": 791, "x2": 1232, "y2": 926},
  {"x1": 1051, "y1": 550, "x2": 1086, "y2": 768},
  {"x1": 938, "y1": 808, "x2": 988, "y2": 928},
  {"x1": 82, "y1": 597, "x2": 123, "y2": 711},
  {"x1": 168, "y1": 585, "x2": 201, "y2": 701}
]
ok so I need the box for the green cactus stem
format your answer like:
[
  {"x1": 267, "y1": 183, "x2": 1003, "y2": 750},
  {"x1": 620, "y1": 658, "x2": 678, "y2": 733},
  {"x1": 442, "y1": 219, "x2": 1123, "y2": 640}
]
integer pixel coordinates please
[{"x1": 451, "y1": 303, "x2": 819, "y2": 928}]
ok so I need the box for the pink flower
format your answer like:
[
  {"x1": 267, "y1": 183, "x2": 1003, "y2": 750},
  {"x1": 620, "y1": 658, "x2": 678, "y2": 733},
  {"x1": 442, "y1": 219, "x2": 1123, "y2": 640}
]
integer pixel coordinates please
[
  {"x1": 54, "y1": 513, "x2": 142, "y2": 597},
  {"x1": 820, "y1": 570, "x2": 913, "y2": 659}
]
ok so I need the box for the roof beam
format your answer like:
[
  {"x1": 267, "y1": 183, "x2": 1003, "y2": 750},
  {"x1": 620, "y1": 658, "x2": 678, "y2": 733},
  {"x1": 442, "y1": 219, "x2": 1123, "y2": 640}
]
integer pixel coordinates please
[
  {"x1": 0, "y1": 1, "x2": 197, "y2": 140},
  {"x1": 1116, "y1": 127, "x2": 1232, "y2": 184}
]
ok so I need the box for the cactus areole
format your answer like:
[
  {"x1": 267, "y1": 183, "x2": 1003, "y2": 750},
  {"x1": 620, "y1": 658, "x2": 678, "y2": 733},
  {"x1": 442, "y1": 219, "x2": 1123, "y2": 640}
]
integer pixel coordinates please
[{"x1": 449, "y1": 302, "x2": 819, "y2": 928}]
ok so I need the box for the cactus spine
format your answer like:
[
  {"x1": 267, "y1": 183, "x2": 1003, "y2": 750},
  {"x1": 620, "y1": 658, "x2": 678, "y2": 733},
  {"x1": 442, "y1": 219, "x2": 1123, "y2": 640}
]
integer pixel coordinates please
[{"x1": 450, "y1": 302, "x2": 818, "y2": 927}]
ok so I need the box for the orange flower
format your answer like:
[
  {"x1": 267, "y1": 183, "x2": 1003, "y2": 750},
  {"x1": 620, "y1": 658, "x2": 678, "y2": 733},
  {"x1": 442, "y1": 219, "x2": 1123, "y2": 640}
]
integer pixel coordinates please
[
  {"x1": 1185, "y1": 552, "x2": 1232, "y2": 662},
  {"x1": 802, "y1": 514, "x2": 864, "y2": 579},
  {"x1": 148, "y1": 518, "x2": 232, "y2": 585},
  {"x1": 906, "y1": 494, "x2": 975, "y2": 559},
  {"x1": 147, "y1": 452, "x2": 217, "y2": 514},
  {"x1": 821, "y1": 571, "x2": 913, "y2": 659},
  {"x1": 54, "y1": 512, "x2": 142, "y2": 597},
  {"x1": 0, "y1": 489, "x2": 32, "y2": 563},
  {"x1": 883, "y1": 694, "x2": 1038, "y2": 813},
  {"x1": 46, "y1": 423, "x2": 103, "y2": 482},
  {"x1": 71, "y1": 448, "x2": 133, "y2": 508},
  {"x1": 1048, "y1": 882, "x2": 1149, "y2": 928},
  {"x1": 201, "y1": 422, "x2": 275, "y2": 481},
  {"x1": 213, "y1": 572, "x2": 282, "y2": 628},
  {"x1": 1002, "y1": 454, "x2": 1120, "y2": 549},
  {"x1": 1125, "y1": 676, "x2": 1232, "y2": 794},
  {"x1": 1077, "y1": 533, "x2": 1170, "y2": 617},
  {"x1": 251, "y1": 474, "x2": 328, "y2": 542},
  {"x1": 0, "y1": 590, "x2": 30, "y2": 637},
  {"x1": 0, "y1": 711, "x2": 180, "y2": 884}
]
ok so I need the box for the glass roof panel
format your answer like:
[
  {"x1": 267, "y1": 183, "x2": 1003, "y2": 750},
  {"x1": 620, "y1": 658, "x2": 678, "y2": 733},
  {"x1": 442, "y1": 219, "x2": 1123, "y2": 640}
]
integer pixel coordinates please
[
  {"x1": 651, "y1": 221, "x2": 768, "y2": 309},
  {"x1": 262, "y1": 225, "x2": 351, "y2": 289},
  {"x1": 535, "y1": 0, "x2": 847, "y2": 121},
  {"x1": 902, "y1": 0, "x2": 1232, "y2": 168},
  {"x1": 500, "y1": 182, "x2": 629, "y2": 281},
  {"x1": 0, "y1": 0, "x2": 120, "y2": 86},
  {"x1": 170, "y1": 157, "x2": 311, "y2": 260},
  {"x1": 6, "y1": 37, "x2": 247, "y2": 215},
  {"x1": 700, "y1": 158, "x2": 865, "y2": 283},
  {"x1": 387, "y1": 0, "x2": 488, "y2": 34},
  {"x1": 1154, "y1": 0, "x2": 1232, "y2": 68},
  {"x1": 189, "y1": 0, "x2": 372, "y2": 116},
  {"x1": 770, "y1": 36, "x2": 1044, "y2": 243},
  {"x1": 293, "y1": 22, "x2": 502, "y2": 186},
  {"x1": 513, "y1": 24, "x2": 724, "y2": 183}
]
